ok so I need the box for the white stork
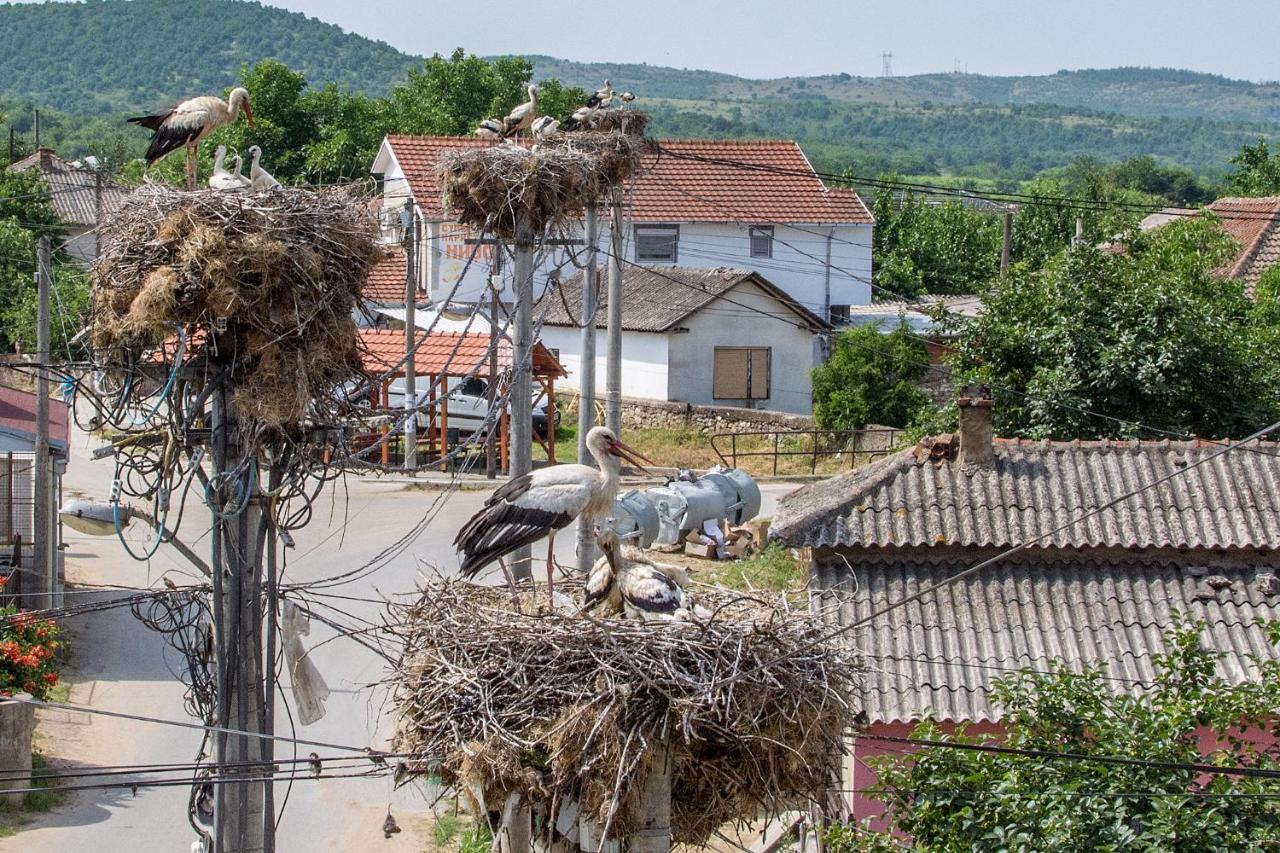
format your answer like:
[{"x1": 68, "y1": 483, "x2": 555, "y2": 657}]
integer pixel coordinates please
[
  {"x1": 229, "y1": 155, "x2": 252, "y2": 190},
  {"x1": 454, "y1": 426, "x2": 652, "y2": 597},
  {"x1": 561, "y1": 105, "x2": 599, "y2": 132},
  {"x1": 619, "y1": 91, "x2": 636, "y2": 105},
  {"x1": 207, "y1": 146, "x2": 236, "y2": 191},
  {"x1": 591, "y1": 530, "x2": 704, "y2": 621},
  {"x1": 247, "y1": 145, "x2": 281, "y2": 190},
  {"x1": 501, "y1": 84, "x2": 540, "y2": 138},
  {"x1": 532, "y1": 116, "x2": 560, "y2": 141},
  {"x1": 586, "y1": 80, "x2": 614, "y2": 109},
  {"x1": 128, "y1": 87, "x2": 255, "y2": 190},
  {"x1": 475, "y1": 118, "x2": 507, "y2": 140}
]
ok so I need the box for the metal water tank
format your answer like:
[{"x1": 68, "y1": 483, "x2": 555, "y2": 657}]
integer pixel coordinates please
[
  {"x1": 667, "y1": 480, "x2": 727, "y2": 532},
  {"x1": 609, "y1": 489, "x2": 659, "y2": 548},
  {"x1": 710, "y1": 466, "x2": 762, "y2": 524},
  {"x1": 643, "y1": 486, "x2": 687, "y2": 546}
]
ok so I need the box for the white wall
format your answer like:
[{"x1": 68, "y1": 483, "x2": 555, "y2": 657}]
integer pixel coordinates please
[
  {"x1": 539, "y1": 325, "x2": 670, "y2": 402},
  {"x1": 666, "y1": 279, "x2": 819, "y2": 415},
  {"x1": 631, "y1": 222, "x2": 872, "y2": 314}
]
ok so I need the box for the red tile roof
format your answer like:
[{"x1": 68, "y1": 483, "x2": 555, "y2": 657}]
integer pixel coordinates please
[
  {"x1": 357, "y1": 329, "x2": 564, "y2": 379},
  {"x1": 364, "y1": 247, "x2": 409, "y2": 303},
  {"x1": 0, "y1": 385, "x2": 68, "y2": 448},
  {"x1": 381, "y1": 136, "x2": 872, "y2": 225}
]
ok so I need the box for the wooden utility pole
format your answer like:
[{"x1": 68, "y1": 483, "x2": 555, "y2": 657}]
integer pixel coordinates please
[
  {"x1": 575, "y1": 206, "x2": 600, "y2": 574},
  {"x1": 605, "y1": 188, "x2": 624, "y2": 437},
  {"x1": 403, "y1": 214, "x2": 417, "y2": 470},
  {"x1": 1000, "y1": 208, "x2": 1012, "y2": 276},
  {"x1": 33, "y1": 236, "x2": 52, "y2": 609},
  {"x1": 509, "y1": 216, "x2": 535, "y2": 580}
]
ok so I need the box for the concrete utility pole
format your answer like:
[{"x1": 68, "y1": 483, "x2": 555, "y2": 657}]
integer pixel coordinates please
[
  {"x1": 487, "y1": 249, "x2": 503, "y2": 480},
  {"x1": 1074, "y1": 215, "x2": 1085, "y2": 247},
  {"x1": 509, "y1": 216, "x2": 535, "y2": 580},
  {"x1": 33, "y1": 236, "x2": 52, "y2": 609},
  {"x1": 1000, "y1": 208, "x2": 1013, "y2": 276},
  {"x1": 575, "y1": 206, "x2": 600, "y2": 573},
  {"x1": 210, "y1": 384, "x2": 270, "y2": 853},
  {"x1": 605, "y1": 188, "x2": 624, "y2": 437},
  {"x1": 403, "y1": 212, "x2": 417, "y2": 470}
]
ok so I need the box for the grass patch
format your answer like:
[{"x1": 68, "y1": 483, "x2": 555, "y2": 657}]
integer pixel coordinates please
[
  {"x1": 706, "y1": 543, "x2": 807, "y2": 594},
  {"x1": 427, "y1": 811, "x2": 493, "y2": 853},
  {"x1": 0, "y1": 753, "x2": 68, "y2": 837}
]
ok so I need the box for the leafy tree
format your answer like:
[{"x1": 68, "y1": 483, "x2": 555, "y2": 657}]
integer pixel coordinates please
[
  {"x1": 1227, "y1": 138, "x2": 1280, "y2": 196},
  {"x1": 829, "y1": 621, "x2": 1280, "y2": 851},
  {"x1": 811, "y1": 320, "x2": 930, "y2": 429},
  {"x1": 943, "y1": 215, "x2": 1280, "y2": 439}
]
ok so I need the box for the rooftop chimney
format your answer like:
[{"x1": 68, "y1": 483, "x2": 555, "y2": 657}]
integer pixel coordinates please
[{"x1": 957, "y1": 384, "x2": 994, "y2": 467}]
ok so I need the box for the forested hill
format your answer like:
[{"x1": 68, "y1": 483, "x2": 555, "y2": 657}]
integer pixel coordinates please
[{"x1": 0, "y1": 0, "x2": 415, "y2": 114}]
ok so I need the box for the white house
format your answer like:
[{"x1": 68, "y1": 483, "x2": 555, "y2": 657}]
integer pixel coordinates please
[
  {"x1": 6, "y1": 149, "x2": 128, "y2": 264},
  {"x1": 369, "y1": 136, "x2": 874, "y2": 321},
  {"x1": 537, "y1": 267, "x2": 829, "y2": 415}
]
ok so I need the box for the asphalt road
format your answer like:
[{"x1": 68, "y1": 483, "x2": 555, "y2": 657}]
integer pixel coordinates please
[{"x1": 2, "y1": 428, "x2": 800, "y2": 852}]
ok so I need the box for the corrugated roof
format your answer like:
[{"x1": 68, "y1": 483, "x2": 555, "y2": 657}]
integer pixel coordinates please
[
  {"x1": 357, "y1": 328, "x2": 564, "y2": 379},
  {"x1": 814, "y1": 553, "x2": 1280, "y2": 723},
  {"x1": 537, "y1": 265, "x2": 828, "y2": 333},
  {"x1": 379, "y1": 136, "x2": 873, "y2": 225},
  {"x1": 7, "y1": 149, "x2": 128, "y2": 228},
  {"x1": 771, "y1": 438, "x2": 1280, "y2": 551}
]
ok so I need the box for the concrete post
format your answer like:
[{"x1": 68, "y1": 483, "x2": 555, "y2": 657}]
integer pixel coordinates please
[{"x1": 0, "y1": 693, "x2": 36, "y2": 806}]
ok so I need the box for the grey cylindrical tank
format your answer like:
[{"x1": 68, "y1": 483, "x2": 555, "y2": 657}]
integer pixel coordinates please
[
  {"x1": 610, "y1": 489, "x2": 659, "y2": 548},
  {"x1": 667, "y1": 480, "x2": 726, "y2": 532},
  {"x1": 711, "y1": 466, "x2": 762, "y2": 524},
  {"x1": 643, "y1": 486, "x2": 687, "y2": 546}
]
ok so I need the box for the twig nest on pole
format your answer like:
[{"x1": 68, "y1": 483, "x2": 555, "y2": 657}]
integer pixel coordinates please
[
  {"x1": 90, "y1": 183, "x2": 381, "y2": 429},
  {"x1": 436, "y1": 124, "x2": 650, "y2": 239},
  {"x1": 389, "y1": 579, "x2": 861, "y2": 845}
]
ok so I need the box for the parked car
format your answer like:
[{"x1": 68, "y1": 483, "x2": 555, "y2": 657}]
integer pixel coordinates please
[{"x1": 386, "y1": 376, "x2": 559, "y2": 438}]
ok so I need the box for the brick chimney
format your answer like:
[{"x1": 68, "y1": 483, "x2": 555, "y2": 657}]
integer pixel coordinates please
[{"x1": 957, "y1": 385, "x2": 994, "y2": 466}]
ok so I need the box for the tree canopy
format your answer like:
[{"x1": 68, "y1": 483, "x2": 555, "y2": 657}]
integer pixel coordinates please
[
  {"x1": 1226, "y1": 138, "x2": 1280, "y2": 196},
  {"x1": 811, "y1": 320, "x2": 931, "y2": 430},
  {"x1": 828, "y1": 621, "x2": 1280, "y2": 851},
  {"x1": 941, "y1": 215, "x2": 1280, "y2": 440}
]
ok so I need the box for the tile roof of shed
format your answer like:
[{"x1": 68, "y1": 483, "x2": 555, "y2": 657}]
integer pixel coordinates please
[
  {"x1": 379, "y1": 136, "x2": 873, "y2": 224},
  {"x1": 814, "y1": 552, "x2": 1280, "y2": 723},
  {"x1": 7, "y1": 149, "x2": 128, "y2": 228},
  {"x1": 363, "y1": 246, "x2": 410, "y2": 303},
  {"x1": 537, "y1": 265, "x2": 828, "y2": 333},
  {"x1": 356, "y1": 328, "x2": 564, "y2": 379},
  {"x1": 771, "y1": 438, "x2": 1280, "y2": 552}
]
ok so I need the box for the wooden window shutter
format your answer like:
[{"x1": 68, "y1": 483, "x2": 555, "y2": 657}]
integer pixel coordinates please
[
  {"x1": 713, "y1": 348, "x2": 750, "y2": 399},
  {"x1": 748, "y1": 348, "x2": 770, "y2": 399}
]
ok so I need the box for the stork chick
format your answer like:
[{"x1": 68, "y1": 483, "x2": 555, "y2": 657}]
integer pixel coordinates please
[
  {"x1": 586, "y1": 79, "x2": 614, "y2": 109},
  {"x1": 475, "y1": 118, "x2": 507, "y2": 140},
  {"x1": 532, "y1": 116, "x2": 560, "y2": 141},
  {"x1": 128, "y1": 87, "x2": 255, "y2": 190},
  {"x1": 562, "y1": 105, "x2": 599, "y2": 132},
  {"x1": 247, "y1": 145, "x2": 280, "y2": 190},
  {"x1": 596, "y1": 529, "x2": 704, "y2": 622},
  {"x1": 502, "y1": 84, "x2": 540, "y2": 138},
  {"x1": 207, "y1": 145, "x2": 244, "y2": 192}
]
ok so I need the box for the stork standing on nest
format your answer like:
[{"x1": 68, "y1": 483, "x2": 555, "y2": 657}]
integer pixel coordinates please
[
  {"x1": 247, "y1": 145, "x2": 280, "y2": 190},
  {"x1": 586, "y1": 80, "x2": 614, "y2": 109},
  {"x1": 454, "y1": 426, "x2": 652, "y2": 602},
  {"x1": 474, "y1": 118, "x2": 507, "y2": 141},
  {"x1": 128, "y1": 87, "x2": 255, "y2": 190},
  {"x1": 501, "y1": 84, "x2": 540, "y2": 138}
]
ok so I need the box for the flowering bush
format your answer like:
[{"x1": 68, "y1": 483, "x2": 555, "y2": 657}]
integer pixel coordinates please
[{"x1": 0, "y1": 607, "x2": 62, "y2": 700}]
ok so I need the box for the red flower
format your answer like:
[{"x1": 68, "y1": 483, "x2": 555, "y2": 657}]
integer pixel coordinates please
[
  {"x1": 42, "y1": 673, "x2": 57, "y2": 685},
  {"x1": 22, "y1": 680, "x2": 34, "y2": 692}
]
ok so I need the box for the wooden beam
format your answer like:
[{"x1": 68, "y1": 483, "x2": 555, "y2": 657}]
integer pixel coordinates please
[
  {"x1": 440, "y1": 377, "x2": 450, "y2": 473},
  {"x1": 546, "y1": 377, "x2": 556, "y2": 465}
]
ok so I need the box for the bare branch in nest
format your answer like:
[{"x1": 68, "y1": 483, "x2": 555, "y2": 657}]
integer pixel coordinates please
[
  {"x1": 90, "y1": 183, "x2": 383, "y2": 430},
  {"x1": 386, "y1": 578, "x2": 862, "y2": 846}
]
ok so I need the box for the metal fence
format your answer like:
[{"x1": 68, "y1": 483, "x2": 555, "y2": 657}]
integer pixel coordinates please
[
  {"x1": 709, "y1": 428, "x2": 906, "y2": 476},
  {"x1": 0, "y1": 452, "x2": 37, "y2": 604}
]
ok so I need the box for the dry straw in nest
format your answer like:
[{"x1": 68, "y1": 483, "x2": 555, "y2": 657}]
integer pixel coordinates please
[
  {"x1": 91, "y1": 184, "x2": 381, "y2": 428},
  {"x1": 436, "y1": 121, "x2": 650, "y2": 239},
  {"x1": 389, "y1": 579, "x2": 861, "y2": 845}
]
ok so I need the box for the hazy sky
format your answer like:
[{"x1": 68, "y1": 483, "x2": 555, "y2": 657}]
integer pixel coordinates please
[{"x1": 260, "y1": 0, "x2": 1278, "y2": 81}]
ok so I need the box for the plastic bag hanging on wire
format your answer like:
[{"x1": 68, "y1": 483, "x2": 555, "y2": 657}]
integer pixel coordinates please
[{"x1": 282, "y1": 600, "x2": 330, "y2": 725}]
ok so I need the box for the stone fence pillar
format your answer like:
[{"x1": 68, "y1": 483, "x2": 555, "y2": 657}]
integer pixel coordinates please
[{"x1": 0, "y1": 694, "x2": 36, "y2": 805}]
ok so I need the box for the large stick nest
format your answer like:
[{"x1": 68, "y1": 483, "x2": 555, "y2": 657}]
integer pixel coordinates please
[
  {"x1": 437, "y1": 122, "x2": 651, "y2": 239},
  {"x1": 90, "y1": 184, "x2": 381, "y2": 428},
  {"x1": 389, "y1": 579, "x2": 861, "y2": 845}
]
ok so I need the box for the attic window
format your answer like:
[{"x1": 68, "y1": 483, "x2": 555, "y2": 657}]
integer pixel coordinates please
[
  {"x1": 749, "y1": 225, "x2": 774, "y2": 258},
  {"x1": 635, "y1": 225, "x2": 679, "y2": 262}
]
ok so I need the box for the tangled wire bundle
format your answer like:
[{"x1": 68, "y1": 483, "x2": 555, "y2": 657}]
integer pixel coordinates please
[
  {"x1": 436, "y1": 124, "x2": 649, "y2": 239},
  {"x1": 90, "y1": 184, "x2": 381, "y2": 428},
  {"x1": 389, "y1": 579, "x2": 861, "y2": 845}
]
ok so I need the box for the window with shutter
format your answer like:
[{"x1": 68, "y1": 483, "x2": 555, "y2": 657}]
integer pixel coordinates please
[
  {"x1": 713, "y1": 347, "x2": 770, "y2": 400},
  {"x1": 635, "y1": 225, "x2": 679, "y2": 262}
]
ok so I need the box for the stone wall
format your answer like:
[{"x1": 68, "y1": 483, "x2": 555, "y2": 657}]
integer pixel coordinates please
[{"x1": 560, "y1": 396, "x2": 815, "y2": 434}]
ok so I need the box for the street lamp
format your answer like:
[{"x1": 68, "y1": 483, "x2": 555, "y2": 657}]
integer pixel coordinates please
[{"x1": 58, "y1": 497, "x2": 210, "y2": 577}]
